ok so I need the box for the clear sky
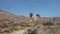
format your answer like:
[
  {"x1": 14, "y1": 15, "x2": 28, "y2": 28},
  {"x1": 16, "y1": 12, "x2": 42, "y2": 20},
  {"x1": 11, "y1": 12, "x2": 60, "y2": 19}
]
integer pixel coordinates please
[{"x1": 0, "y1": 0, "x2": 60, "y2": 17}]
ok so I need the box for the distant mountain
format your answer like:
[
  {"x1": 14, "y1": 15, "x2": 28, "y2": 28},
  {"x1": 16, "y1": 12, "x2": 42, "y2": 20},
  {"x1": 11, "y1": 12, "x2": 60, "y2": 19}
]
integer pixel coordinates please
[{"x1": 43, "y1": 17, "x2": 60, "y2": 23}]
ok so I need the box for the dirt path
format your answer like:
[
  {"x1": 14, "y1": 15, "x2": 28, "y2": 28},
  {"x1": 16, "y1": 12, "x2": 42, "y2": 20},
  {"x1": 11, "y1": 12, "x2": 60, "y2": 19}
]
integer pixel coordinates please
[{"x1": 10, "y1": 29, "x2": 28, "y2": 34}]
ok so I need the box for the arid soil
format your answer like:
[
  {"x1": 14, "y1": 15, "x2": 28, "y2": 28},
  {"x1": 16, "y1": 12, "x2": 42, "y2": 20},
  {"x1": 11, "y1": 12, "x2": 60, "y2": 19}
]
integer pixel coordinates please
[{"x1": 0, "y1": 10, "x2": 60, "y2": 34}]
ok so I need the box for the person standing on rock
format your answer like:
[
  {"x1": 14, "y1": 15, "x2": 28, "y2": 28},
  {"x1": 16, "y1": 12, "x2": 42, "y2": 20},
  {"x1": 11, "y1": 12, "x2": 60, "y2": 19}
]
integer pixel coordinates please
[
  {"x1": 29, "y1": 12, "x2": 33, "y2": 22},
  {"x1": 30, "y1": 12, "x2": 33, "y2": 19}
]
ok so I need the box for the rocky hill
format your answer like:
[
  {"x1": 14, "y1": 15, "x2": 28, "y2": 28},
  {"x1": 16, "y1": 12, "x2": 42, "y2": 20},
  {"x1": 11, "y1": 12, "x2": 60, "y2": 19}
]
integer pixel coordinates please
[
  {"x1": 0, "y1": 9, "x2": 27, "y2": 21},
  {"x1": 0, "y1": 9, "x2": 60, "y2": 24},
  {"x1": 0, "y1": 9, "x2": 60, "y2": 34},
  {"x1": 0, "y1": 10, "x2": 29, "y2": 34}
]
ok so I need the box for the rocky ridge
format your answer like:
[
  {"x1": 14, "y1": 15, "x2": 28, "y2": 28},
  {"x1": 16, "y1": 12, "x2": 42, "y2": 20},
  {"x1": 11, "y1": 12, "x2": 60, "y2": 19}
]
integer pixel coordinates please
[{"x1": 0, "y1": 10, "x2": 60, "y2": 34}]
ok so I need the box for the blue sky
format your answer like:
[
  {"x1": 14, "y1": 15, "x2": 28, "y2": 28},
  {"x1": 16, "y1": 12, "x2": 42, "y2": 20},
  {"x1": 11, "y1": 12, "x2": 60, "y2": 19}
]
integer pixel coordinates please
[{"x1": 0, "y1": 0, "x2": 60, "y2": 17}]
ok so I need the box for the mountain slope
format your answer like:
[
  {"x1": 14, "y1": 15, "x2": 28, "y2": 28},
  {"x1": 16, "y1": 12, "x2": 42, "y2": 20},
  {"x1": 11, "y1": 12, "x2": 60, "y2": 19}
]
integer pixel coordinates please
[{"x1": 0, "y1": 10, "x2": 27, "y2": 22}]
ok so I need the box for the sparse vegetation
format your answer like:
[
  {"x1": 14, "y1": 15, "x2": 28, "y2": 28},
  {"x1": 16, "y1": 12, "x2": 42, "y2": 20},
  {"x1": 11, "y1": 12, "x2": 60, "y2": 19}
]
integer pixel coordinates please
[
  {"x1": 0, "y1": 10, "x2": 60, "y2": 34},
  {"x1": 43, "y1": 22, "x2": 54, "y2": 26}
]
